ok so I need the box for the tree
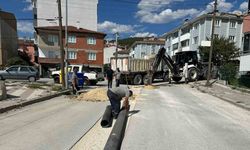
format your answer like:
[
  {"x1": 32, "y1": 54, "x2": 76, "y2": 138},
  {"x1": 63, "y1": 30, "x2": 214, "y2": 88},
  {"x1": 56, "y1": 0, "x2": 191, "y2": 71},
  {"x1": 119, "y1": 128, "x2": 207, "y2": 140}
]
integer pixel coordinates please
[
  {"x1": 6, "y1": 57, "x2": 29, "y2": 67},
  {"x1": 199, "y1": 37, "x2": 239, "y2": 66}
]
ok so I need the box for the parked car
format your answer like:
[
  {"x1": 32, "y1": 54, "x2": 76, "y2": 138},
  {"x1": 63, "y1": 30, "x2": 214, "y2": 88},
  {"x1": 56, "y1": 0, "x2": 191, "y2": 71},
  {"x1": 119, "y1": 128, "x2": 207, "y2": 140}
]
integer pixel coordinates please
[
  {"x1": 0, "y1": 65, "x2": 39, "y2": 82},
  {"x1": 51, "y1": 65, "x2": 98, "y2": 85}
]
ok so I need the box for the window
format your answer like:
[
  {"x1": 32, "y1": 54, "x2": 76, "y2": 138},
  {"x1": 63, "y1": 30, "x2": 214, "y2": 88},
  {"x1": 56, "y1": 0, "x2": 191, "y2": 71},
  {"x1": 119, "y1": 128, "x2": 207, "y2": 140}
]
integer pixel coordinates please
[
  {"x1": 20, "y1": 67, "x2": 29, "y2": 72},
  {"x1": 141, "y1": 52, "x2": 146, "y2": 58},
  {"x1": 87, "y1": 37, "x2": 96, "y2": 45},
  {"x1": 173, "y1": 32, "x2": 179, "y2": 38},
  {"x1": 230, "y1": 21, "x2": 236, "y2": 28},
  {"x1": 215, "y1": 19, "x2": 220, "y2": 26},
  {"x1": 243, "y1": 34, "x2": 250, "y2": 54},
  {"x1": 193, "y1": 23, "x2": 199, "y2": 30},
  {"x1": 68, "y1": 35, "x2": 76, "y2": 43},
  {"x1": 229, "y1": 36, "x2": 235, "y2": 42},
  {"x1": 181, "y1": 39, "x2": 190, "y2": 47},
  {"x1": 214, "y1": 34, "x2": 219, "y2": 38},
  {"x1": 88, "y1": 52, "x2": 96, "y2": 60},
  {"x1": 68, "y1": 51, "x2": 77, "y2": 59},
  {"x1": 181, "y1": 27, "x2": 190, "y2": 35},
  {"x1": 173, "y1": 43, "x2": 178, "y2": 50},
  {"x1": 193, "y1": 36, "x2": 198, "y2": 44},
  {"x1": 48, "y1": 35, "x2": 58, "y2": 43},
  {"x1": 7, "y1": 67, "x2": 18, "y2": 72},
  {"x1": 48, "y1": 51, "x2": 55, "y2": 58}
]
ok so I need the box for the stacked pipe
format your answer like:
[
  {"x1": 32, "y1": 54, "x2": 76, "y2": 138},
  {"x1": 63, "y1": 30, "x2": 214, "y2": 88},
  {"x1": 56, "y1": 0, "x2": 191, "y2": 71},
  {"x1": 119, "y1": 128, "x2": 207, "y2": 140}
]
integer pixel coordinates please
[
  {"x1": 104, "y1": 107, "x2": 129, "y2": 150},
  {"x1": 101, "y1": 105, "x2": 113, "y2": 128}
]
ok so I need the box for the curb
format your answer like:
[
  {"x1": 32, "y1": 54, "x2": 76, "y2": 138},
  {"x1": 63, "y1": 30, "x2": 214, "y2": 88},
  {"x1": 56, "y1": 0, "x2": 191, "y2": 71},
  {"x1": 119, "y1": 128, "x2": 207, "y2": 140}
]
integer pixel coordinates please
[
  {"x1": 194, "y1": 84, "x2": 250, "y2": 111},
  {"x1": 0, "y1": 90, "x2": 70, "y2": 114}
]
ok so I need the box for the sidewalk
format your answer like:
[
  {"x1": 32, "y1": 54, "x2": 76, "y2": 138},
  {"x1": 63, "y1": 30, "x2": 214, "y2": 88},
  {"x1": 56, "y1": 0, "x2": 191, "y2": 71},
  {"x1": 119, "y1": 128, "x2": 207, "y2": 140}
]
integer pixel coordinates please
[
  {"x1": 0, "y1": 82, "x2": 69, "y2": 113},
  {"x1": 191, "y1": 80, "x2": 250, "y2": 111}
]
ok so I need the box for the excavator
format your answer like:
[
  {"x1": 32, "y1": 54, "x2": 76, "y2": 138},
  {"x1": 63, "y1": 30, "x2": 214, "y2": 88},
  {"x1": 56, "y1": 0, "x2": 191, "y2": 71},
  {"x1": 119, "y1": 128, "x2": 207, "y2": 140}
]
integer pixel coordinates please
[{"x1": 147, "y1": 47, "x2": 209, "y2": 84}]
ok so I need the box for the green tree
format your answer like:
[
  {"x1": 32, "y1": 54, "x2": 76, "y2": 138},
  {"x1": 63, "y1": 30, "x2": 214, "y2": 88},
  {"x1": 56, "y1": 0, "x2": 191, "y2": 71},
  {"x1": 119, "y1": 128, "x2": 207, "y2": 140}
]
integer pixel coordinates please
[
  {"x1": 6, "y1": 56, "x2": 29, "y2": 67},
  {"x1": 198, "y1": 37, "x2": 239, "y2": 66}
]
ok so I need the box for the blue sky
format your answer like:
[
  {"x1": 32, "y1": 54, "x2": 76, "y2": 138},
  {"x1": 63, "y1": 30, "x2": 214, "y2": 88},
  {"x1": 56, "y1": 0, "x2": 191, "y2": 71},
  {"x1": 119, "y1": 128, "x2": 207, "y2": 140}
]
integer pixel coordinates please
[{"x1": 0, "y1": 0, "x2": 249, "y2": 39}]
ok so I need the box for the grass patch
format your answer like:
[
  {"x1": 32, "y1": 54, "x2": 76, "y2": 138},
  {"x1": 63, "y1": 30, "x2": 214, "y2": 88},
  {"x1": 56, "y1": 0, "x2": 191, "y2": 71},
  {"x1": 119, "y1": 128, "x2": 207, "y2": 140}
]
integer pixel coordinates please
[
  {"x1": 51, "y1": 85, "x2": 63, "y2": 91},
  {"x1": 27, "y1": 83, "x2": 45, "y2": 89}
]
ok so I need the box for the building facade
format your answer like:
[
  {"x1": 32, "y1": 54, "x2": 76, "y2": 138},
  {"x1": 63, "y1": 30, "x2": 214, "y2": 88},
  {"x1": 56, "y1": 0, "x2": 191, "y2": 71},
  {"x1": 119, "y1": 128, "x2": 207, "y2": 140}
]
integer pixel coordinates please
[
  {"x1": 35, "y1": 26, "x2": 106, "y2": 76},
  {"x1": 240, "y1": 14, "x2": 250, "y2": 73},
  {"x1": 163, "y1": 13, "x2": 243, "y2": 57},
  {"x1": 129, "y1": 38, "x2": 165, "y2": 59},
  {"x1": 32, "y1": 0, "x2": 98, "y2": 31},
  {"x1": 0, "y1": 11, "x2": 18, "y2": 67}
]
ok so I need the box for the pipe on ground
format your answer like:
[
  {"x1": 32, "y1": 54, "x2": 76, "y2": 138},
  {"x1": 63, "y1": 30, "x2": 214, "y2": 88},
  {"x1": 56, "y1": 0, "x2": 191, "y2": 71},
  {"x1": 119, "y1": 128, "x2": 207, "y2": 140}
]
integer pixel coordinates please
[
  {"x1": 104, "y1": 107, "x2": 129, "y2": 150},
  {"x1": 101, "y1": 105, "x2": 113, "y2": 128}
]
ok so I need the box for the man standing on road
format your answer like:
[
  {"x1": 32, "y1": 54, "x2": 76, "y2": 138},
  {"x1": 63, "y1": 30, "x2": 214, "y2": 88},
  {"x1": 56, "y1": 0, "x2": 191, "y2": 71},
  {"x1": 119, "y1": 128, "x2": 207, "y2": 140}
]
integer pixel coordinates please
[
  {"x1": 107, "y1": 86, "x2": 133, "y2": 118},
  {"x1": 72, "y1": 67, "x2": 79, "y2": 94},
  {"x1": 183, "y1": 63, "x2": 189, "y2": 84},
  {"x1": 106, "y1": 66, "x2": 114, "y2": 88},
  {"x1": 114, "y1": 68, "x2": 121, "y2": 87}
]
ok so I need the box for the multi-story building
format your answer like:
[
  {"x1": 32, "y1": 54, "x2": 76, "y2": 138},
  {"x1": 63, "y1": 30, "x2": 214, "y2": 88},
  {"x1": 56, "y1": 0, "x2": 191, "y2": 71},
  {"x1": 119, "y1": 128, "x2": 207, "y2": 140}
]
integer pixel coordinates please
[
  {"x1": 35, "y1": 26, "x2": 106, "y2": 76},
  {"x1": 104, "y1": 42, "x2": 124, "y2": 64},
  {"x1": 240, "y1": 14, "x2": 250, "y2": 74},
  {"x1": 129, "y1": 38, "x2": 165, "y2": 59},
  {"x1": 32, "y1": 0, "x2": 98, "y2": 31},
  {"x1": 0, "y1": 11, "x2": 18, "y2": 67},
  {"x1": 163, "y1": 12, "x2": 243, "y2": 57}
]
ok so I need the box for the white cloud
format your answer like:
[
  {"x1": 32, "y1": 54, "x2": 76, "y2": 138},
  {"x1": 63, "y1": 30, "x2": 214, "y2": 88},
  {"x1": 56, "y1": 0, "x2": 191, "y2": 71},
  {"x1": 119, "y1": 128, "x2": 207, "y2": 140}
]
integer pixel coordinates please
[
  {"x1": 23, "y1": 4, "x2": 33, "y2": 11},
  {"x1": 17, "y1": 21, "x2": 34, "y2": 33},
  {"x1": 136, "y1": 0, "x2": 198, "y2": 24},
  {"x1": 199, "y1": 0, "x2": 233, "y2": 16},
  {"x1": 137, "y1": 8, "x2": 199, "y2": 24},
  {"x1": 131, "y1": 32, "x2": 157, "y2": 37},
  {"x1": 98, "y1": 21, "x2": 136, "y2": 34},
  {"x1": 240, "y1": 2, "x2": 248, "y2": 11}
]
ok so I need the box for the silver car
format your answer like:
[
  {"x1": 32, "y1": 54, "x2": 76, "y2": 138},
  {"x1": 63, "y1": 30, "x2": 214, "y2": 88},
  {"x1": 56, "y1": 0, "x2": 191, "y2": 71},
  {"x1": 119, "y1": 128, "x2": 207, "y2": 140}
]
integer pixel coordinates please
[{"x1": 0, "y1": 66, "x2": 39, "y2": 82}]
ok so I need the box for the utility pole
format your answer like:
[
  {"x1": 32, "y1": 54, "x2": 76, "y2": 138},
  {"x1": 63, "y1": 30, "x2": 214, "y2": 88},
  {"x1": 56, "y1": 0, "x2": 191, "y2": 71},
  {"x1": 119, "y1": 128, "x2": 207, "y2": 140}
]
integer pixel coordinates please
[
  {"x1": 115, "y1": 32, "x2": 119, "y2": 70},
  {"x1": 57, "y1": 0, "x2": 65, "y2": 88},
  {"x1": 65, "y1": 0, "x2": 68, "y2": 89},
  {"x1": 206, "y1": 0, "x2": 217, "y2": 86}
]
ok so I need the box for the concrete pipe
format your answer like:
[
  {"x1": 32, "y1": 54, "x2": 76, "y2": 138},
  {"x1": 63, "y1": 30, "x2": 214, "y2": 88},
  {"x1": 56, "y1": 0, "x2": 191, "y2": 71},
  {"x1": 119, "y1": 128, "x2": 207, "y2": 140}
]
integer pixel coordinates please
[
  {"x1": 104, "y1": 107, "x2": 129, "y2": 150},
  {"x1": 101, "y1": 105, "x2": 113, "y2": 128}
]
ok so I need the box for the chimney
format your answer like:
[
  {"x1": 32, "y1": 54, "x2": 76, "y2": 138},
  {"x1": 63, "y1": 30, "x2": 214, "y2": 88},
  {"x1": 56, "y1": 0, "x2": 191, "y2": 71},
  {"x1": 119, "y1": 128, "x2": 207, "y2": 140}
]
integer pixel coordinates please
[{"x1": 76, "y1": 21, "x2": 80, "y2": 29}]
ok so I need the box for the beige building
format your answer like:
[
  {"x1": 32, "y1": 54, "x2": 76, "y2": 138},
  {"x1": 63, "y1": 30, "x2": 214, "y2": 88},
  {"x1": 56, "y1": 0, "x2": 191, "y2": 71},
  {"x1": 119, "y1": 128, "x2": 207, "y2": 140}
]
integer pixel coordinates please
[{"x1": 0, "y1": 11, "x2": 18, "y2": 67}]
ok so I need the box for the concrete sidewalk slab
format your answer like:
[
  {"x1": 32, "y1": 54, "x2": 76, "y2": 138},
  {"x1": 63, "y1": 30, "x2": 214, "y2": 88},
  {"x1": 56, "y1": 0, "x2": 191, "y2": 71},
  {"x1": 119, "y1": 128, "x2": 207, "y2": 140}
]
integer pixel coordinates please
[{"x1": 192, "y1": 80, "x2": 250, "y2": 111}]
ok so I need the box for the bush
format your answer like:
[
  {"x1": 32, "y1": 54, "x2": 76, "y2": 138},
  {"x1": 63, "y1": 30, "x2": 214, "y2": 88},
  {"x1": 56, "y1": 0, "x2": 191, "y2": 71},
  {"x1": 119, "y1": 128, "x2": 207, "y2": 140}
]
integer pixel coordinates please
[
  {"x1": 219, "y1": 63, "x2": 238, "y2": 84},
  {"x1": 239, "y1": 75, "x2": 250, "y2": 88}
]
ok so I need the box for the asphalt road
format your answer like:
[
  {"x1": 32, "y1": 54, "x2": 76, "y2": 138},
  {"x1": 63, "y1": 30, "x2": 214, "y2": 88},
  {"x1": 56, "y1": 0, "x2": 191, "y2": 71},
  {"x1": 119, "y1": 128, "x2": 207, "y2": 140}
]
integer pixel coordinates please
[
  {"x1": 122, "y1": 84, "x2": 250, "y2": 150},
  {"x1": 0, "y1": 96, "x2": 107, "y2": 150}
]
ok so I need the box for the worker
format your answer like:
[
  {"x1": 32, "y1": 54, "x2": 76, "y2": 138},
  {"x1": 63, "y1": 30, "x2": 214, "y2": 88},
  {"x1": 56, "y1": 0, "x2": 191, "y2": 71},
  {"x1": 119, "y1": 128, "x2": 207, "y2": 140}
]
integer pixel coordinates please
[
  {"x1": 183, "y1": 63, "x2": 189, "y2": 84},
  {"x1": 114, "y1": 68, "x2": 121, "y2": 87},
  {"x1": 72, "y1": 67, "x2": 79, "y2": 94},
  {"x1": 106, "y1": 66, "x2": 114, "y2": 88},
  {"x1": 107, "y1": 86, "x2": 133, "y2": 118}
]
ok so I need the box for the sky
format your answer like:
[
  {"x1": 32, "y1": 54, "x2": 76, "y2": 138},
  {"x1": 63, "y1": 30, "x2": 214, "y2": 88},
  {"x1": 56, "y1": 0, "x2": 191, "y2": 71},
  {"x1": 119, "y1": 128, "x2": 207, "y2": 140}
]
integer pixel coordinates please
[{"x1": 0, "y1": 0, "x2": 249, "y2": 40}]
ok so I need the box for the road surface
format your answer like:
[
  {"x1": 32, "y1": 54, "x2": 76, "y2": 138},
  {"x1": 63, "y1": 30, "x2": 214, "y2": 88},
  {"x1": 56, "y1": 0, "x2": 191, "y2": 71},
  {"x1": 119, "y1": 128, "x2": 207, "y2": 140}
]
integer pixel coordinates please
[
  {"x1": 0, "y1": 96, "x2": 107, "y2": 150},
  {"x1": 122, "y1": 84, "x2": 250, "y2": 150}
]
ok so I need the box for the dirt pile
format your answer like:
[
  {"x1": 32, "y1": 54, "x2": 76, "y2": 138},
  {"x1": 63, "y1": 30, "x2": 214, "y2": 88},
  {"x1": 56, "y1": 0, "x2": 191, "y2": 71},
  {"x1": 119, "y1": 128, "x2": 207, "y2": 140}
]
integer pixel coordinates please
[
  {"x1": 144, "y1": 85, "x2": 157, "y2": 90},
  {"x1": 77, "y1": 88, "x2": 108, "y2": 102}
]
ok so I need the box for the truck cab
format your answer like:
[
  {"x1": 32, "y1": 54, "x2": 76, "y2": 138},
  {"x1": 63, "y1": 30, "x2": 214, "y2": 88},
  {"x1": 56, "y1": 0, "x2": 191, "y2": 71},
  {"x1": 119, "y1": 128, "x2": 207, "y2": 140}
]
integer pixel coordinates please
[{"x1": 51, "y1": 65, "x2": 98, "y2": 85}]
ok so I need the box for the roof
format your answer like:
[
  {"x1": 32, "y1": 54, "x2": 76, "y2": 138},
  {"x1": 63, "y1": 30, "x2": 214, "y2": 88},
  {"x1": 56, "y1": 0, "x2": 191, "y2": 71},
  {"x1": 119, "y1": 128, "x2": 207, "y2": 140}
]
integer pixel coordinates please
[
  {"x1": 162, "y1": 12, "x2": 244, "y2": 38},
  {"x1": 35, "y1": 26, "x2": 106, "y2": 36}
]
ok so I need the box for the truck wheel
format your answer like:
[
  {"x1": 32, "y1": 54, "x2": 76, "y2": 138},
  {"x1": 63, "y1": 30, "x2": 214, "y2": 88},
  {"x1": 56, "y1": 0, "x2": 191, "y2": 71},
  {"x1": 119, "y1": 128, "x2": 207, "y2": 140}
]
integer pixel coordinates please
[
  {"x1": 54, "y1": 76, "x2": 60, "y2": 83},
  {"x1": 172, "y1": 77, "x2": 182, "y2": 82},
  {"x1": 188, "y1": 68, "x2": 199, "y2": 82},
  {"x1": 133, "y1": 74, "x2": 143, "y2": 85}
]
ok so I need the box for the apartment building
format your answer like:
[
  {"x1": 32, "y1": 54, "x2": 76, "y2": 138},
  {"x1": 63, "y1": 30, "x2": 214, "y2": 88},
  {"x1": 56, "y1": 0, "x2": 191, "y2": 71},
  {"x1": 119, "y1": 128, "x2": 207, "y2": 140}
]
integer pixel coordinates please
[
  {"x1": 32, "y1": 0, "x2": 98, "y2": 31},
  {"x1": 129, "y1": 38, "x2": 165, "y2": 59},
  {"x1": 0, "y1": 11, "x2": 18, "y2": 67},
  {"x1": 240, "y1": 14, "x2": 250, "y2": 74},
  {"x1": 35, "y1": 26, "x2": 106, "y2": 76},
  {"x1": 163, "y1": 13, "x2": 243, "y2": 57}
]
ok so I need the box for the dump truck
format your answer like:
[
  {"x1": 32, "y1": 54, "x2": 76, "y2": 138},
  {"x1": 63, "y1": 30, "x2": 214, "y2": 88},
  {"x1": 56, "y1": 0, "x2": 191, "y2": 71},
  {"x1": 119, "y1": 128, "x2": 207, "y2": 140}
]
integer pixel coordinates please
[{"x1": 110, "y1": 56, "x2": 169, "y2": 85}]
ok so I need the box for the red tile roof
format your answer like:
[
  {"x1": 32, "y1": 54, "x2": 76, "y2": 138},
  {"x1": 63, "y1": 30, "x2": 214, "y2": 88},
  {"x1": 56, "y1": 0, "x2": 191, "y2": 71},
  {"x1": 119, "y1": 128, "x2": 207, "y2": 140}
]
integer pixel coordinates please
[{"x1": 35, "y1": 26, "x2": 106, "y2": 36}]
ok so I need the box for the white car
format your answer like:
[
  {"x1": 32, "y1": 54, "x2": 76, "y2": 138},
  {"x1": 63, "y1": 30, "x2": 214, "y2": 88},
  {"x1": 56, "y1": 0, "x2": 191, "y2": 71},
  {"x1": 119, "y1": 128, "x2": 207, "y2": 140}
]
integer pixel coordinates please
[{"x1": 51, "y1": 65, "x2": 98, "y2": 85}]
